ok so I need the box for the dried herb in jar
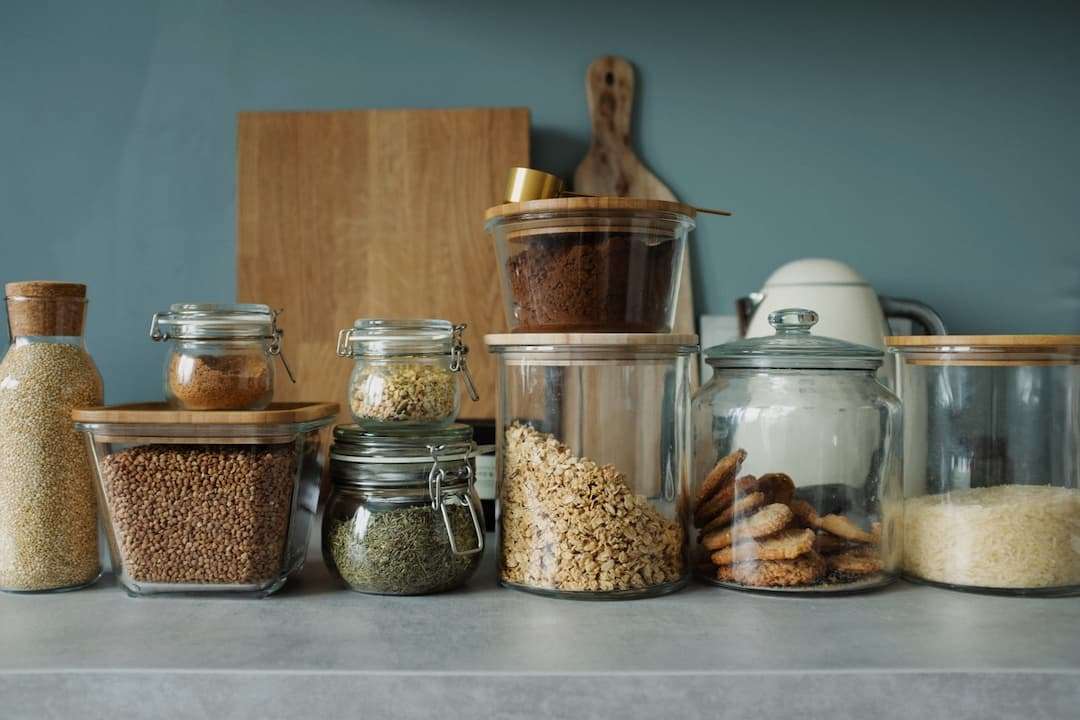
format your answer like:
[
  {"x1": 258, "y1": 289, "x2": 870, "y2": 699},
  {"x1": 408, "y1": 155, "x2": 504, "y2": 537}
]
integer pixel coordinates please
[{"x1": 327, "y1": 504, "x2": 480, "y2": 595}]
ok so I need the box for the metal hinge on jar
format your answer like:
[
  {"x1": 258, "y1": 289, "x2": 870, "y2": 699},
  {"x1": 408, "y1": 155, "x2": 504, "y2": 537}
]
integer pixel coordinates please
[
  {"x1": 427, "y1": 443, "x2": 484, "y2": 557},
  {"x1": 450, "y1": 324, "x2": 480, "y2": 401}
]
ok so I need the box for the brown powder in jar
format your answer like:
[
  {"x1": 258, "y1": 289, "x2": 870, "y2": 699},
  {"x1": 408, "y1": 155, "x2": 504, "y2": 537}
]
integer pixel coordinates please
[
  {"x1": 506, "y1": 231, "x2": 677, "y2": 332},
  {"x1": 168, "y1": 353, "x2": 272, "y2": 410},
  {"x1": 99, "y1": 444, "x2": 296, "y2": 585}
]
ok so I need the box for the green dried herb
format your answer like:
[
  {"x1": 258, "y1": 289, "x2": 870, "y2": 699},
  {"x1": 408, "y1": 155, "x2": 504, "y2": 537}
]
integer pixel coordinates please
[{"x1": 328, "y1": 504, "x2": 481, "y2": 594}]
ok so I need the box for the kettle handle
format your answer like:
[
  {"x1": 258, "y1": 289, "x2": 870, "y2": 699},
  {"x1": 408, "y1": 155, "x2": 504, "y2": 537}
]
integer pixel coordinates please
[{"x1": 879, "y1": 296, "x2": 947, "y2": 335}]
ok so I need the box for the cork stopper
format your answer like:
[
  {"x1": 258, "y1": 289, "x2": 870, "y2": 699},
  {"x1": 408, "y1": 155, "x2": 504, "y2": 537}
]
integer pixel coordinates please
[{"x1": 5, "y1": 281, "x2": 88, "y2": 337}]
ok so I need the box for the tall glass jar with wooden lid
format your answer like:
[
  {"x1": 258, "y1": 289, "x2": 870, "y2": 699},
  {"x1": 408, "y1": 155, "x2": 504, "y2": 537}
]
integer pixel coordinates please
[{"x1": 0, "y1": 281, "x2": 103, "y2": 592}]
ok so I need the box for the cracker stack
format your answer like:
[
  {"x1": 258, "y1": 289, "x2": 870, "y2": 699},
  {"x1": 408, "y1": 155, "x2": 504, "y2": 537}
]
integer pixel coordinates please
[{"x1": 693, "y1": 449, "x2": 883, "y2": 588}]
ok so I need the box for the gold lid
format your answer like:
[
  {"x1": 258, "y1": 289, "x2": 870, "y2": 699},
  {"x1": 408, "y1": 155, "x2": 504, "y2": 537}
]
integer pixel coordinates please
[{"x1": 505, "y1": 167, "x2": 564, "y2": 203}]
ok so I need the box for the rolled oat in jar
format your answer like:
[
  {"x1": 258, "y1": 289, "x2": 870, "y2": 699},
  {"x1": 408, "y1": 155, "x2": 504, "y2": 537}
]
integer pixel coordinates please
[{"x1": 486, "y1": 332, "x2": 697, "y2": 599}]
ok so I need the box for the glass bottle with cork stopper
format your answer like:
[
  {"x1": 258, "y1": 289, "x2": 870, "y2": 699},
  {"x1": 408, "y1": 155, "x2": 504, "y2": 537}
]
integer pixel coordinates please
[{"x1": 0, "y1": 281, "x2": 103, "y2": 592}]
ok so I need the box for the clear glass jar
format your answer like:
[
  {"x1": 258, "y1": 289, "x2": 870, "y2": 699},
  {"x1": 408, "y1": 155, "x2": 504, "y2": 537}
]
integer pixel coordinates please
[
  {"x1": 486, "y1": 332, "x2": 696, "y2": 599},
  {"x1": 888, "y1": 335, "x2": 1080, "y2": 596},
  {"x1": 484, "y1": 197, "x2": 696, "y2": 333},
  {"x1": 74, "y1": 402, "x2": 337, "y2": 597},
  {"x1": 693, "y1": 308, "x2": 902, "y2": 593},
  {"x1": 323, "y1": 424, "x2": 485, "y2": 595},
  {"x1": 150, "y1": 303, "x2": 294, "y2": 411},
  {"x1": 0, "y1": 281, "x2": 103, "y2": 593},
  {"x1": 336, "y1": 319, "x2": 479, "y2": 430}
]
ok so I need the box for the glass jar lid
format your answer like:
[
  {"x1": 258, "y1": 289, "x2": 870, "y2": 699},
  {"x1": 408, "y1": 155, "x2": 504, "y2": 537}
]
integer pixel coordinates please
[
  {"x1": 705, "y1": 308, "x2": 883, "y2": 370},
  {"x1": 336, "y1": 319, "x2": 457, "y2": 357},
  {"x1": 331, "y1": 423, "x2": 475, "y2": 467},
  {"x1": 150, "y1": 303, "x2": 281, "y2": 341}
]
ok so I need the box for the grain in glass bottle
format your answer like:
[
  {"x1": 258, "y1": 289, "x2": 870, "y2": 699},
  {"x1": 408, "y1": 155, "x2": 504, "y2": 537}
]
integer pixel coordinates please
[
  {"x1": 336, "y1": 319, "x2": 479, "y2": 430},
  {"x1": 0, "y1": 281, "x2": 103, "y2": 592},
  {"x1": 486, "y1": 333, "x2": 696, "y2": 599},
  {"x1": 888, "y1": 335, "x2": 1080, "y2": 596},
  {"x1": 150, "y1": 303, "x2": 294, "y2": 410},
  {"x1": 692, "y1": 309, "x2": 901, "y2": 593},
  {"x1": 323, "y1": 424, "x2": 485, "y2": 595}
]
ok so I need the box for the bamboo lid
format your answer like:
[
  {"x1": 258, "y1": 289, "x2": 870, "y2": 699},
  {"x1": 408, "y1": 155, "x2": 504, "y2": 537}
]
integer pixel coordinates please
[
  {"x1": 4, "y1": 280, "x2": 87, "y2": 337},
  {"x1": 887, "y1": 335, "x2": 1080, "y2": 366},
  {"x1": 486, "y1": 332, "x2": 698, "y2": 352},
  {"x1": 484, "y1": 196, "x2": 697, "y2": 223},
  {"x1": 72, "y1": 401, "x2": 340, "y2": 426}
]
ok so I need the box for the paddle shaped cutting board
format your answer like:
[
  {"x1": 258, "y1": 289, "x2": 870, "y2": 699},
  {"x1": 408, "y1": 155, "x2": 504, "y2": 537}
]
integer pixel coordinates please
[
  {"x1": 237, "y1": 108, "x2": 529, "y2": 421},
  {"x1": 573, "y1": 55, "x2": 695, "y2": 335}
]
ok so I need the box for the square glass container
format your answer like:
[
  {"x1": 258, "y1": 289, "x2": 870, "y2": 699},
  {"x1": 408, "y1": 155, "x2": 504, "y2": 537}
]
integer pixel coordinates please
[
  {"x1": 889, "y1": 335, "x2": 1080, "y2": 596},
  {"x1": 73, "y1": 402, "x2": 337, "y2": 597},
  {"x1": 484, "y1": 197, "x2": 696, "y2": 333}
]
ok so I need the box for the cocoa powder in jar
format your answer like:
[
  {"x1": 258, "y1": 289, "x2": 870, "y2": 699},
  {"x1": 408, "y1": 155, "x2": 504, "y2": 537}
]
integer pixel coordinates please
[
  {"x1": 167, "y1": 352, "x2": 272, "y2": 410},
  {"x1": 99, "y1": 444, "x2": 296, "y2": 585},
  {"x1": 506, "y1": 230, "x2": 677, "y2": 332}
]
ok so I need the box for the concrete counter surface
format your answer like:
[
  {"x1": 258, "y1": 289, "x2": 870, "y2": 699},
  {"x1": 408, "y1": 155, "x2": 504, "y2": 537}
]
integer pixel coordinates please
[{"x1": 1, "y1": 547, "x2": 1077, "y2": 720}]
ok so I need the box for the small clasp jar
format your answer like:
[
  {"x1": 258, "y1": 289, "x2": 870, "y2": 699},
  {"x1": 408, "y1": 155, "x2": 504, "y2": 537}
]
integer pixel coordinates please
[
  {"x1": 335, "y1": 319, "x2": 479, "y2": 430},
  {"x1": 323, "y1": 424, "x2": 485, "y2": 595},
  {"x1": 150, "y1": 303, "x2": 294, "y2": 411}
]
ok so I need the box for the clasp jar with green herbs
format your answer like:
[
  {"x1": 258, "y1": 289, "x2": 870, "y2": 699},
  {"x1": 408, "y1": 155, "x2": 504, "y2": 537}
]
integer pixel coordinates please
[
  {"x1": 336, "y1": 319, "x2": 479, "y2": 430},
  {"x1": 323, "y1": 424, "x2": 485, "y2": 595}
]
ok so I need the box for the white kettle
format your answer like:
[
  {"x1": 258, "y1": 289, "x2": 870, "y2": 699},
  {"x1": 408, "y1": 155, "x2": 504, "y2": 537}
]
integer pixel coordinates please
[{"x1": 740, "y1": 259, "x2": 945, "y2": 348}]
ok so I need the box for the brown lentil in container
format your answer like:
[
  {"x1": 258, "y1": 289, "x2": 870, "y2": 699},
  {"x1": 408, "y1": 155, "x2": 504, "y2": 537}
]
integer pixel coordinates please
[{"x1": 99, "y1": 444, "x2": 297, "y2": 585}]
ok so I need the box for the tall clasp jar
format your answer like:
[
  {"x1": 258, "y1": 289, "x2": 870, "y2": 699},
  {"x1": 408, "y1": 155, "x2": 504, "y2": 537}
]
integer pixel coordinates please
[
  {"x1": 888, "y1": 334, "x2": 1080, "y2": 596},
  {"x1": 0, "y1": 281, "x2": 103, "y2": 592},
  {"x1": 150, "y1": 303, "x2": 294, "y2": 411},
  {"x1": 336, "y1": 319, "x2": 479, "y2": 430},
  {"x1": 323, "y1": 424, "x2": 485, "y2": 595},
  {"x1": 692, "y1": 309, "x2": 902, "y2": 593}
]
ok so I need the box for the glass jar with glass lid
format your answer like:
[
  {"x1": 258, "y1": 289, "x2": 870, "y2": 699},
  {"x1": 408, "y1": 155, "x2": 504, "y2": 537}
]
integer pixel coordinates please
[
  {"x1": 336, "y1": 319, "x2": 479, "y2": 430},
  {"x1": 323, "y1": 423, "x2": 485, "y2": 595},
  {"x1": 150, "y1": 303, "x2": 294, "y2": 411},
  {"x1": 692, "y1": 308, "x2": 902, "y2": 593}
]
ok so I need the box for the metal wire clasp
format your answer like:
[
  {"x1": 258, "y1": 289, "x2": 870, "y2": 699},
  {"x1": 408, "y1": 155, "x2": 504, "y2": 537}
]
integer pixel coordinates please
[
  {"x1": 267, "y1": 309, "x2": 296, "y2": 384},
  {"x1": 450, "y1": 323, "x2": 480, "y2": 402},
  {"x1": 426, "y1": 443, "x2": 484, "y2": 557}
]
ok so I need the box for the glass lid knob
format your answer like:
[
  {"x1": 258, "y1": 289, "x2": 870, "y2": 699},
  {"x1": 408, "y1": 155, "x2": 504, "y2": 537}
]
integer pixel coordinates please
[{"x1": 768, "y1": 308, "x2": 819, "y2": 335}]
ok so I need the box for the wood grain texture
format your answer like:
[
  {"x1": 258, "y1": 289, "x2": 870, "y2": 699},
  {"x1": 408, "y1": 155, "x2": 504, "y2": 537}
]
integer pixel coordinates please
[
  {"x1": 236, "y1": 108, "x2": 529, "y2": 422},
  {"x1": 72, "y1": 401, "x2": 339, "y2": 425},
  {"x1": 572, "y1": 55, "x2": 695, "y2": 335}
]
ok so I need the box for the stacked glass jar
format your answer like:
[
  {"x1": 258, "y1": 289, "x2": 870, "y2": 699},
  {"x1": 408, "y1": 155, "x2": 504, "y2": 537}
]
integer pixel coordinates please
[
  {"x1": 484, "y1": 194, "x2": 700, "y2": 599},
  {"x1": 326, "y1": 319, "x2": 484, "y2": 594}
]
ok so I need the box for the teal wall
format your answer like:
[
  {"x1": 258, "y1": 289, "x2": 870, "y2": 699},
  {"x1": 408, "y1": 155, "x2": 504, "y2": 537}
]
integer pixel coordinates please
[{"x1": 2, "y1": 0, "x2": 1078, "y2": 403}]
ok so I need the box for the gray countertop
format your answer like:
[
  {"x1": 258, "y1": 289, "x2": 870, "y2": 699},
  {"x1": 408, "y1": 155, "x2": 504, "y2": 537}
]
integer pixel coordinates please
[{"x1": 2, "y1": 543, "x2": 1078, "y2": 720}]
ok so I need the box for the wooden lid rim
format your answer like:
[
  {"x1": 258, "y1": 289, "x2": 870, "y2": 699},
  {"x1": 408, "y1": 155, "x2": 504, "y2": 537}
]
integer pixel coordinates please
[
  {"x1": 484, "y1": 196, "x2": 697, "y2": 222},
  {"x1": 886, "y1": 335, "x2": 1080, "y2": 349},
  {"x1": 72, "y1": 401, "x2": 340, "y2": 425}
]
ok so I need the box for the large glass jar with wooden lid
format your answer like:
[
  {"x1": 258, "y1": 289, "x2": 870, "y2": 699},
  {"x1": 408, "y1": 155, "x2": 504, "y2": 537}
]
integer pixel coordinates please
[
  {"x1": 486, "y1": 332, "x2": 696, "y2": 599},
  {"x1": 0, "y1": 281, "x2": 104, "y2": 592},
  {"x1": 888, "y1": 334, "x2": 1080, "y2": 596}
]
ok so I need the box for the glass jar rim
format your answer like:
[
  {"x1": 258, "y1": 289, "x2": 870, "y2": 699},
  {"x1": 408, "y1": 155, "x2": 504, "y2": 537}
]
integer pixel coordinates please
[
  {"x1": 332, "y1": 423, "x2": 474, "y2": 461},
  {"x1": 337, "y1": 318, "x2": 455, "y2": 357},
  {"x1": 150, "y1": 303, "x2": 279, "y2": 340}
]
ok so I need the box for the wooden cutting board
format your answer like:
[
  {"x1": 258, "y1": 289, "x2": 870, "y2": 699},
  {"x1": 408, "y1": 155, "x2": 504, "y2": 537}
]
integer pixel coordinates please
[
  {"x1": 236, "y1": 108, "x2": 529, "y2": 422},
  {"x1": 573, "y1": 55, "x2": 695, "y2": 335}
]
